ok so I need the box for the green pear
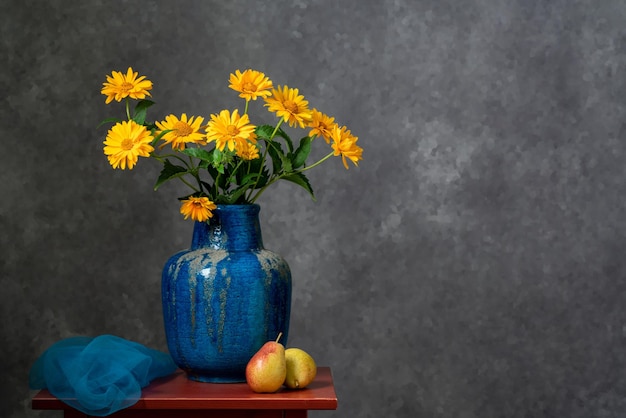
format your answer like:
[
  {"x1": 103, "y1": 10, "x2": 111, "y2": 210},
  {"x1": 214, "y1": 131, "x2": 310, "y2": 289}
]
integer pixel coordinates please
[
  {"x1": 284, "y1": 348, "x2": 317, "y2": 389},
  {"x1": 245, "y1": 333, "x2": 286, "y2": 393}
]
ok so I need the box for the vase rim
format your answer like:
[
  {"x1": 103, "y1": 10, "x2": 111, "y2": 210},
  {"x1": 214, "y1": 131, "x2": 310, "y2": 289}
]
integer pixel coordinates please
[
  {"x1": 215, "y1": 203, "x2": 260, "y2": 211},
  {"x1": 216, "y1": 203, "x2": 259, "y2": 207},
  {"x1": 212, "y1": 203, "x2": 261, "y2": 219}
]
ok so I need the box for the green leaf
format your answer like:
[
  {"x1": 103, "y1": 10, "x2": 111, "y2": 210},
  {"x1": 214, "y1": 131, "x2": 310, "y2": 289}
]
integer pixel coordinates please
[
  {"x1": 211, "y1": 147, "x2": 235, "y2": 167},
  {"x1": 266, "y1": 141, "x2": 286, "y2": 173},
  {"x1": 206, "y1": 165, "x2": 221, "y2": 185},
  {"x1": 150, "y1": 129, "x2": 171, "y2": 147},
  {"x1": 96, "y1": 117, "x2": 122, "y2": 129},
  {"x1": 211, "y1": 147, "x2": 226, "y2": 162},
  {"x1": 200, "y1": 181, "x2": 213, "y2": 191},
  {"x1": 225, "y1": 183, "x2": 252, "y2": 204},
  {"x1": 246, "y1": 154, "x2": 265, "y2": 173},
  {"x1": 154, "y1": 159, "x2": 188, "y2": 191},
  {"x1": 176, "y1": 193, "x2": 195, "y2": 201},
  {"x1": 238, "y1": 159, "x2": 269, "y2": 188},
  {"x1": 241, "y1": 171, "x2": 269, "y2": 189},
  {"x1": 182, "y1": 147, "x2": 213, "y2": 162},
  {"x1": 132, "y1": 100, "x2": 155, "y2": 125},
  {"x1": 282, "y1": 172, "x2": 315, "y2": 200},
  {"x1": 255, "y1": 125, "x2": 276, "y2": 140},
  {"x1": 207, "y1": 148, "x2": 228, "y2": 174},
  {"x1": 266, "y1": 140, "x2": 292, "y2": 173},
  {"x1": 281, "y1": 155, "x2": 292, "y2": 172},
  {"x1": 292, "y1": 136, "x2": 312, "y2": 169},
  {"x1": 275, "y1": 128, "x2": 294, "y2": 153}
]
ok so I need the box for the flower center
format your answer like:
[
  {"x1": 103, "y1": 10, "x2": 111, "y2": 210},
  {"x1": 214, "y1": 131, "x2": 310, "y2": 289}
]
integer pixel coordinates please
[
  {"x1": 121, "y1": 138, "x2": 134, "y2": 150},
  {"x1": 226, "y1": 125, "x2": 240, "y2": 136},
  {"x1": 243, "y1": 82, "x2": 257, "y2": 92},
  {"x1": 120, "y1": 81, "x2": 133, "y2": 92},
  {"x1": 174, "y1": 121, "x2": 193, "y2": 137},
  {"x1": 284, "y1": 100, "x2": 298, "y2": 113}
]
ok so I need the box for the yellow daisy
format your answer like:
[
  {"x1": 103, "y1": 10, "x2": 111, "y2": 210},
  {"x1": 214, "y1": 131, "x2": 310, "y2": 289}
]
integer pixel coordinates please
[
  {"x1": 179, "y1": 197, "x2": 217, "y2": 222},
  {"x1": 330, "y1": 125, "x2": 363, "y2": 169},
  {"x1": 264, "y1": 85, "x2": 312, "y2": 128},
  {"x1": 229, "y1": 69, "x2": 273, "y2": 101},
  {"x1": 205, "y1": 109, "x2": 256, "y2": 152},
  {"x1": 103, "y1": 120, "x2": 154, "y2": 170},
  {"x1": 308, "y1": 109, "x2": 337, "y2": 143},
  {"x1": 155, "y1": 113, "x2": 206, "y2": 150},
  {"x1": 101, "y1": 67, "x2": 152, "y2": 104},
  {"x1": 236, "y1": 136, "x2": 260, "y2": 161}
]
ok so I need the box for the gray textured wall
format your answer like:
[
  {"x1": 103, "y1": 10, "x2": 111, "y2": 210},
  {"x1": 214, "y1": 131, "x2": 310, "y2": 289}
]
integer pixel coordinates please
[{"x1": 3, "y1": 0, "x2": 626, "y2": 417}]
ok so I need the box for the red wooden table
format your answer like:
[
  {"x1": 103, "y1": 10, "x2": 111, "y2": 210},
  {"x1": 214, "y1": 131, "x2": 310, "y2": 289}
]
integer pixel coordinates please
[{"x1": 32, "y1": 366, "x2": 338, "y2": 417}]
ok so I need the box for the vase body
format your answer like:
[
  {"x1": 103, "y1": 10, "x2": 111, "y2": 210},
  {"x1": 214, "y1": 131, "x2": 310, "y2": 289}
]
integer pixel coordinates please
[{"x1": 161, "y1": 204, "x2": 291, "y2": 383}]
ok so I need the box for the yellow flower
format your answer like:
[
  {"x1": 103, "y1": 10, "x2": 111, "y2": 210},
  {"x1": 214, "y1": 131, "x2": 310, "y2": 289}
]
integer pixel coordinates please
[
  {"x1": 264, "y1": 85, "x2": 312, "y2": 128},
  {"x1": 180, "y1": 197, "x2": 217, "y2": 222},
  {"x1": 205, "y1": 109, "x2": 256, "y2": 152},
  {"x1": 330, "y1": 125, "x2": 363, "y2": 169},
  {"x1": 156, "y1": 114, "x2": 206, "y2": 150},
  {"x1": 308, "y1": 109, "x2": 336, "y2": 143},
  {"x1": 229, "y1": 69, "x2": 273, "y2": 101},
  {"x1": 103, "y1": 120, "x2": 154, "y2": 170},
  {"x1": 236, "y1": 136, "x2": 260, "y2": 160},
  {"x1": 101, "y1": 67, "x2": 152, "y2": 104}
]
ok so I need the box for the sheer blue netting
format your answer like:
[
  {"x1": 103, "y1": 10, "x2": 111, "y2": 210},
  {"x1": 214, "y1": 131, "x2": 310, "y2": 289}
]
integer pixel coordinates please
[{"x1": 29, "y1": 335, "x2": 177, "y2": 416}]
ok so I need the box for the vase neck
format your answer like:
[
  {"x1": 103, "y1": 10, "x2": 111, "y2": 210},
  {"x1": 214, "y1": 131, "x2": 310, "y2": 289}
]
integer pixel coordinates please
[{"x1": 191, "y1": 205, "x2": 264, "y2": 251}]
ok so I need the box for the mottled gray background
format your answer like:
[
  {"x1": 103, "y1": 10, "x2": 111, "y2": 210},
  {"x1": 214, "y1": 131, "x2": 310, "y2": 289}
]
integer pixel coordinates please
[{"x1": 3, "y1": 0, "x2": 626, "y2": 417}]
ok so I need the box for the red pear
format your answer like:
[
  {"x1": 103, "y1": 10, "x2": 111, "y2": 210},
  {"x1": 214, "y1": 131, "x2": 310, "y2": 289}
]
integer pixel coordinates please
[{"x1": 245, "y1": 333, "x2": 286, "y2": 393}]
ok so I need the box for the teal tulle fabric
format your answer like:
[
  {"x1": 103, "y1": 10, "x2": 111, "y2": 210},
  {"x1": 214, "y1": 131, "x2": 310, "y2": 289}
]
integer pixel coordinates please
[{"x1": 29, "y1": 335, "x2": 177, "y2": 416}]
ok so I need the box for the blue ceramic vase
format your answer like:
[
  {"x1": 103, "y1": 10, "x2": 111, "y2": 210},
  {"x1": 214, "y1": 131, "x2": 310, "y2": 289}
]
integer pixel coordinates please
[{"x1": 161, "y1": 204, "x2": 292, "y2": 382}]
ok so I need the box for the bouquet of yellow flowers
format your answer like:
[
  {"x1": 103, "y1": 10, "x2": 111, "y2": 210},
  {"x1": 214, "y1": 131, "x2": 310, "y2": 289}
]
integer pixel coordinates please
[{"x1": 99, "y1": 68, "x2": 363, "y2": 222}]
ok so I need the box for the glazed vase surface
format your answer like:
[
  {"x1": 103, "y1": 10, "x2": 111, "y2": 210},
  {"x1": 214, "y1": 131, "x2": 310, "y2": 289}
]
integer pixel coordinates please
[{"x1": 161, "y1": 204, "x2": 292, "y2": 382}]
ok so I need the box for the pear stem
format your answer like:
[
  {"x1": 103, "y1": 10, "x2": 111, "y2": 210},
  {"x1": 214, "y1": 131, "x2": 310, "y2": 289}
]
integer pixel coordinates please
[{"x1": 275, "y1": 332, "x2": 283, "y2": 343}]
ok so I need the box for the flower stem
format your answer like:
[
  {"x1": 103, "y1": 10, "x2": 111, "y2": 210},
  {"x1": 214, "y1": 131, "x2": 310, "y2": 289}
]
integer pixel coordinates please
[
  {"x1": 245, "y1": 119, "x2": 284, "y2": 201},
  {"x1": 249, "y1": 151, "x2": 335, "y2": 203},
  {"x1": 178, "y1": 176, "x2": 201, "y2": 193},
  {"x1": 270, "y1": 119, "x2": 283, "y2": 140},
  {"x1": 225, "y1": 159, "x2": 244, "y2": 186},
  {"x1": 189, "y1": 155, "x2": 204, "y2": 193},
  {"x1": 152, "y1": 153, "x2": 191, "y2": 169},
  {"x1": 215, "y1": 172, "x2": 221, "y2": 197},
  {"x1": 125, "y1": 99, "x2": 131, "y2": 121},
  {"x1": 296, "y1": 151, "x2": 334, "y2": 173}
]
